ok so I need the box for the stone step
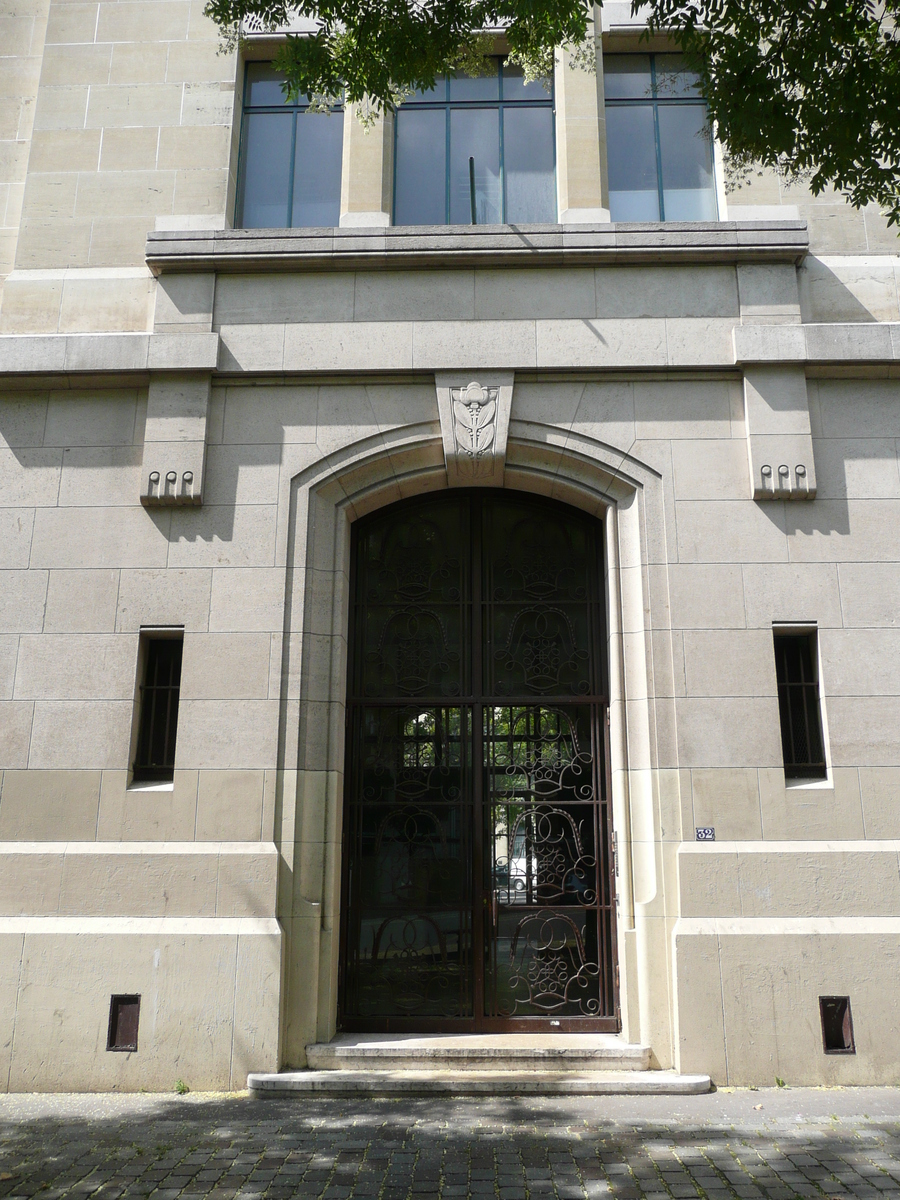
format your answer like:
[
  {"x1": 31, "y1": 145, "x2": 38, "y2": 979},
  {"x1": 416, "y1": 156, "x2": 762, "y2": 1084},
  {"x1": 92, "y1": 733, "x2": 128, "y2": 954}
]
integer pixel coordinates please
[
  {"x1": 306, "y1": 1033, "x2": 652, "y2": 1073},
  {"x1": 248, "y1": 1069, "x2": 712, "y2": 1097}
]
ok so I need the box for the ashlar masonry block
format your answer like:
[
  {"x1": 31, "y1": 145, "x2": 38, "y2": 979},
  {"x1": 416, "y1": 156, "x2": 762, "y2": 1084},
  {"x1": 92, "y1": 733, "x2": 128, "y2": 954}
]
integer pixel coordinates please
[
  {"x1": 140, "y1": 371, "x2": 210, "y2": 506},
  {"x1": 744, "y1": 365, "x2": 817, "y2": 500}
]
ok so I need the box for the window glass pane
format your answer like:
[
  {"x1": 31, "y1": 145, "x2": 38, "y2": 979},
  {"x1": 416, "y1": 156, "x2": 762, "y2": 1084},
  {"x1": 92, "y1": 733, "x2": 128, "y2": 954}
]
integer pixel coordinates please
[
  {"x1": 658, "y1": 104, "x2": 717, "y2": 219},
  {"x1": 237, "y1": 111, "x2": 292, "y2": 228},
  {"x1": 606, "y1": 104, "x2": 659, "y2": 221},
  {"x1": 449, "y1": 107, "x2": 501, "y2": 224},
  {"x1": 654, "y1": 54, "x2": 702, "y2": 98},
  {"x1": 292, "y1": 110, "x2": 343, "y2": 226},
  {"x1": 503, "y1": 107, "x2": 555, "y2": 223},
  {"x1": 502, "y1": 62, "x2": 552, "y2": 102},
  {"x1": 395, "y1": 108, "x2": 447, "y2": 224},
  {"x1": 246, "y1": 63, "x2": 289, "y2": 107},
  {"x1": 603, "y1": 54, "x2": 652, "y2": 100},
  {"x1": 409, "y1": 77, "x2": 446, "y2": 101},
  {"x1": 449, "y1": 68, "x2": 500, "y2": 102}
]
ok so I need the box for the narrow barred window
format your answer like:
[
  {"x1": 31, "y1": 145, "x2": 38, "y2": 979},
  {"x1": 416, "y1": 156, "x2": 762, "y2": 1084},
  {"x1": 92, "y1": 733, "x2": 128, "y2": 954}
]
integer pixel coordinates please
[
  {"x1": 133, "y1": 636, "x2": 183, "y2": 783},
  {"x1": 773, "y1": 629, "x2": 827, "y2": 781}
]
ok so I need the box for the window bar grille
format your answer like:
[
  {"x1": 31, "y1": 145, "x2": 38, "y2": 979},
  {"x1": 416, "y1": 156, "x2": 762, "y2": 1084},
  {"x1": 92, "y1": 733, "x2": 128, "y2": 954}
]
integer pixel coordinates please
[
  {"x1": 134, "y1": 639, "x2": 183, "y2": 782},
  {"x1": 774, "y1": 633, "x2": 826, "y2": 780}
]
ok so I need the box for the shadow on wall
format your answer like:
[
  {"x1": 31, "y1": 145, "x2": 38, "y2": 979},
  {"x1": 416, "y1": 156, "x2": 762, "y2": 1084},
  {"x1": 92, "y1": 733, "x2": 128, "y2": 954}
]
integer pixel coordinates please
[
  {"x1": 755, "y1": 495, "x2": 852, "y2": 540},
  {"x1": 799, "y1": 257, "x2": 900, "y2": 324},
  {"x1": 0, "y1": 382, "x2": 397, "y2": 552}
]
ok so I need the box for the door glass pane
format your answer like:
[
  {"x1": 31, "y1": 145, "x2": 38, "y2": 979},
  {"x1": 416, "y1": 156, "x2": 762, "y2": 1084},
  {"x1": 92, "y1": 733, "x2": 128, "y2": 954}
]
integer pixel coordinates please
[
  {"x1": 449, "y1": 69, "x2": 499, "y2": 102},
  {"x1": 485, "y1": 704, "x2": 602, "y2": 1018},
  {"x1": 449, "y1": 108, "x2": 501, "y2": 224},
  {"x1": 606, "y1": 104, "x2": 660, "y2": 221},
  {"x1": 344, "y1": 706, "x2": 473, "y2": 1020},
  {"x1": 394, "y1": 108, "x2": 447, "y2": 224},
  {"x1": 658, "y1": 104, "x2": 717, "y2": 220},
  {"x1": 603, "y1": 54, "x2": 652, "y2": 100},
  {"x1": 483, "y1": 495, "x2": 595, "y2": 697},
  {"x1": 237, "y1": 111, "x2": 292, "y2": 228},
  {"x1": 354, "y1": 497, "x2": 468, "y2": 699},
  {"x1": 503, "y1": 107, "x2": 555, "y2": 223},
  {"x1": 342, "y1": 493, "x2": 615, "y2": 1031},
  {"x1": 292, "y1": 110, "x2": 343, "y2": 226}
]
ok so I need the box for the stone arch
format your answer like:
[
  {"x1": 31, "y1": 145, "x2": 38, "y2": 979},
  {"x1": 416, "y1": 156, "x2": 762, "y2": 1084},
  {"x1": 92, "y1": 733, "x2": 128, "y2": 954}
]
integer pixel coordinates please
[{"x1": 276, "y1": 423, "x2": 676, "y2": 1068}]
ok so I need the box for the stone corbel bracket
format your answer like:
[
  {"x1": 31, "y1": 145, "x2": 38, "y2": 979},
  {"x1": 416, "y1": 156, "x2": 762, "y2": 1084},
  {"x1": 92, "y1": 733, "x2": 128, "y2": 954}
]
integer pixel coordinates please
[
  {"x1": 141, "y1": 372, "x2": 211, "y2": 507},
  {"x1": 435, "y1": 372, "x2": 513, "y2": 488},
  {"x1": 743, "y1": 365, "x2": 816, "y2": 501}
]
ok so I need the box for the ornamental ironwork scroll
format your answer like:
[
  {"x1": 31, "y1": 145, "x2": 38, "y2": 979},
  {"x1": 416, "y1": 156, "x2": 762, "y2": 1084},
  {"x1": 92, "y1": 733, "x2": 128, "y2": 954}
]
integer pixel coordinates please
[{"x1": 342, "y1": 491, "x2": 616, "y2": 1030}]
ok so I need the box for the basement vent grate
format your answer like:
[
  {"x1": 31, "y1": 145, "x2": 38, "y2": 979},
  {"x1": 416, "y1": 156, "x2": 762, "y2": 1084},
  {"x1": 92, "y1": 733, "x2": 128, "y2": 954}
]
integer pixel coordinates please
[
  {"x1": 107, "y1": 995, "x2": 140, "y2": 1052},
  {"x1": 819, "y1": 995, "x2": 855, "y2": 1054}
]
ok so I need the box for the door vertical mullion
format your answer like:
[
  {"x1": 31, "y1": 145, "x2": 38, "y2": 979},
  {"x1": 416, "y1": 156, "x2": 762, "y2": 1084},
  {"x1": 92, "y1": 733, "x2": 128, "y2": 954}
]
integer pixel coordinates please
[{"x1": 471, "y1": 495, "x2": 486, "y2": 1026}]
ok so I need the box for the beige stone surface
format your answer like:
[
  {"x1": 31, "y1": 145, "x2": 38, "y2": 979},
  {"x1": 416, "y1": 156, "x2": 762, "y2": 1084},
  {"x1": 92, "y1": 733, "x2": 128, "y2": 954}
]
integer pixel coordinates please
[
  {"x1": 3, "y1": 9, "x2": 900, "y2": 1092},
  {"x1": 30, "y1": 506, "x2": 169, "y2": 569},
  {"x1": 43, "y1": 568, "x2": 118, "y2": 632},
  {"x1": 3, "y1": 917, "x2": 280, "y2": 1090},
  {"x1": 13, "y1": 633, "x2": 136, "y2": 699},
  {"x1": 0, "y1": 769, "x2": 101, "y2": 839},
  {"x1": 180, "y1": 632, "x2": 271, "y2": 700},
  {"x1": 0, "y1": 702, "x2": 35, "y2": 770},
  {"x1": 676, "y1": 917, "x2": 900, "y2": 1084},
  {"x1": 758, "y1": 766, "x2": 866, "y2": 841},
  {"x1": 0, "y1": 568, "x2": 48, "y2": 632},
  {"x1": 0, "y1": 0, "x2": 50, "y2": 313}
]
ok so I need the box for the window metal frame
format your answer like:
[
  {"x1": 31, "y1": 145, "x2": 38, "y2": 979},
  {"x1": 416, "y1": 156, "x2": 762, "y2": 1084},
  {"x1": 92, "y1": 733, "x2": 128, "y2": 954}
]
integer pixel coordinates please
[
  {"x1": 392, "y1": 58, "x2": 556, "y2": 226},
  {"x1": 235, "y1": 63, "x2": 344, "y2": 229},
  {"x1": 132, "y1": 631, "x2": 184, "y2": 785},
  {"x1": 603, "y1": 53, "x2": 717, "y2": 222},
  {"x1": 772, "y1": 625, "x2": 828, "y2": 783}
]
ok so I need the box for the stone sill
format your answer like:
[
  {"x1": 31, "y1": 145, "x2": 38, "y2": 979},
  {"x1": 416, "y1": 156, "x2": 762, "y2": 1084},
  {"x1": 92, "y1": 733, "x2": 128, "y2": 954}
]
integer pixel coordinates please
[{"x1": 146, "y1": 220, "x2": 810, "y2": 274}]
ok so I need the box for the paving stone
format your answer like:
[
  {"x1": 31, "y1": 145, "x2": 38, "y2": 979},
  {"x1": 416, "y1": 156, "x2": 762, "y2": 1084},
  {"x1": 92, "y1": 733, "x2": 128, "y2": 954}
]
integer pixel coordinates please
[{"x1": 1, "y1": 1091, "x2": 900, "y2": 1200}]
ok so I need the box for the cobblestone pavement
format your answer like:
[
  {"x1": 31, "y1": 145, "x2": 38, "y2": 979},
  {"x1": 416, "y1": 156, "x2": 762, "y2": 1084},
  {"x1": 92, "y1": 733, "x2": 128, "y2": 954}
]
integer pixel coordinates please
[{"x1": 1, "y1": 1089, "x2": 900, "y2": 1200}]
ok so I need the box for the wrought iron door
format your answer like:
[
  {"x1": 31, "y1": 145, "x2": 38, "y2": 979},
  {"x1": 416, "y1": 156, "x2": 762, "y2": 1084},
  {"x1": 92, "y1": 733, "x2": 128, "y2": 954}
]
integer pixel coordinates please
[{"x1": 339, "y1": 492, "x2": 617, "y2": 1031}]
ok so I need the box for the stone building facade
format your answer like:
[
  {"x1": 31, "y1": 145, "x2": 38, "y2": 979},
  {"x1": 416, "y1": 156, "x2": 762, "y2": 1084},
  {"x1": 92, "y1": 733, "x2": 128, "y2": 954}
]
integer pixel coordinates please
[{"x1": 0, "y1": 0, "x2": 899, "y2": 1091}]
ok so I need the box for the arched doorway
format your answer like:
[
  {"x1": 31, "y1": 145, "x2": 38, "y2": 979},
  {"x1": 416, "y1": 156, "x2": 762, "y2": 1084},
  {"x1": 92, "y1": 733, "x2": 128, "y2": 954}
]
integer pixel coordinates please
[{"x1": 338, "y1": 490, "x2": 618, "y2": 1032}]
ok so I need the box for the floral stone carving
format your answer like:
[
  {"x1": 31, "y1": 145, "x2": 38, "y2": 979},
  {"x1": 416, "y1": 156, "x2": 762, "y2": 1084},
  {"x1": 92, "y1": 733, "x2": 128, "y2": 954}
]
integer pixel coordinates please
[{"x1": 435, "y1": 372, "x2": 513, "y2": 487}]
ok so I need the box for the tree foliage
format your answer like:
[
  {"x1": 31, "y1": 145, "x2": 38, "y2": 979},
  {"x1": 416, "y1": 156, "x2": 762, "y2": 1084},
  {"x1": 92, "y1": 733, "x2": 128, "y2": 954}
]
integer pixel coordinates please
[
  {"x1": 203, "y1": 0, "x2": 900, "y2": 222},
  {"x1": 653, "y1": 0, "x2": 900, "y2": 223}
]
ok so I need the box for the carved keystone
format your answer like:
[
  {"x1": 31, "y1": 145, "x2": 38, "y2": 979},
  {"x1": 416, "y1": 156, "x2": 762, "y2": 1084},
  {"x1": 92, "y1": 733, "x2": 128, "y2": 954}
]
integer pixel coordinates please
[{"x1": 436, "y1": 372, "x2": 513, "y2": 487}]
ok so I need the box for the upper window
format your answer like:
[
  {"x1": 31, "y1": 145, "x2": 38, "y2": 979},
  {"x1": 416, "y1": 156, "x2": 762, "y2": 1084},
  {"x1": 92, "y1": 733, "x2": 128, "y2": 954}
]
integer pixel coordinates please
[
  {"x1": 604, "y1": 54, "x2": 717, "y2": 222},
  {"x1": 394, "y1": 60, "x2": 556, "y2": 226},
  {"x1": 236, "y1": 64, "x2": 344, "y2": 229}
]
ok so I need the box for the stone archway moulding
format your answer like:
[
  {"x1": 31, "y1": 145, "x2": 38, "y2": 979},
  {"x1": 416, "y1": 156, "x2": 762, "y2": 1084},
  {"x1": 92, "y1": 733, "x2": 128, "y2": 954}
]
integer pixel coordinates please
[{"x1": 274, "y1": 413, "x2": 678, "y2": 1071}]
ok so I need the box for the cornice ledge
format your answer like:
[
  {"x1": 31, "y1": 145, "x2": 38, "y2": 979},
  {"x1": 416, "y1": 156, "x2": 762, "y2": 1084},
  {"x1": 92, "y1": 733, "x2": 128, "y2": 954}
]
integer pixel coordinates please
[
  {"x1": 734, "y1": 322, "x2": 900, "y2": 365},
  {"x1": 146, "y1": 220, "x2": 809, "y2": 274},
  {"x1": 0, "y1": 332, "x2": 219, "y2": 377}
]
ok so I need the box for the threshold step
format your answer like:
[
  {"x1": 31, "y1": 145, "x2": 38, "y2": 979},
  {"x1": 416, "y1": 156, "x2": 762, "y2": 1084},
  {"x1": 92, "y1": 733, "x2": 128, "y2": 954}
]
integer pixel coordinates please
[
  {"x1": 306, "y1": 1033, "x2": 651, "y2": 1073},
  {"x1": 248, "y1": 1069, "x2": 712, "y2": 1097}
]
